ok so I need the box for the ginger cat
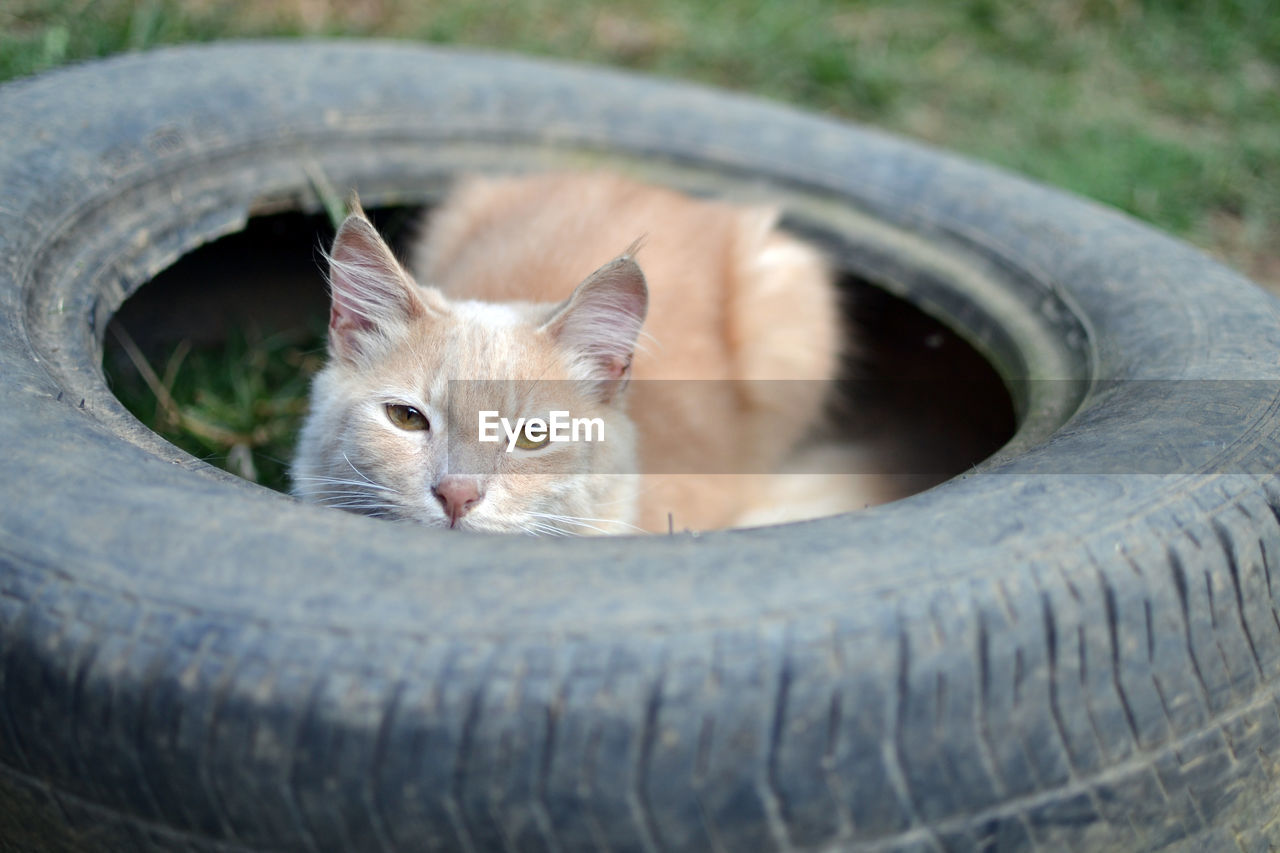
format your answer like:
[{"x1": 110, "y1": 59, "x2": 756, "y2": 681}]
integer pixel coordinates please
[{"x1": 292, "y1": 172, "x2": 842, "y2": 534}]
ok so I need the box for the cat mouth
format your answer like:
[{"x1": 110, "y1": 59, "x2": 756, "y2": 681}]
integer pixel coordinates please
[{"x1": 432, "y1": 513, "x2": 490, "y2": 533}]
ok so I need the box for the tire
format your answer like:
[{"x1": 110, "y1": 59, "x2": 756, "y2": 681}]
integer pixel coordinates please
[{"x1": 2, "y1": 41, "x2": 1280, "y2": 852}]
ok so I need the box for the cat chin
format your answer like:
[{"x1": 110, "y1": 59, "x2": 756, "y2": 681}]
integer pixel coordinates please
[
  {"x1": 409, "y1": 511, "x2": 609, "y2": 536},
  {"x1": 398, "y1": 510, "x2": 532, "y2": 535},
  {"x1": 335, "y1": 496, "x2": 530, "y2": 532}
]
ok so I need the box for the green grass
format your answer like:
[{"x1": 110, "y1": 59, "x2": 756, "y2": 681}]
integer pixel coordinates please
[
  {"x1": 7, "y1": 0, "x2": 1277, "y2": 486},
  {"x1": 106, "y1": 325, "x2": 325, "y2": 492},
  {"x1": 3, "y1": 0, "x2": 1275, "y2": 281}
]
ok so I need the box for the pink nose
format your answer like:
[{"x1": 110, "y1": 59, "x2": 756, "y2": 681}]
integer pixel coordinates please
[{"x1": 433, "y1": 475, "x2": 484, "y2": 525}]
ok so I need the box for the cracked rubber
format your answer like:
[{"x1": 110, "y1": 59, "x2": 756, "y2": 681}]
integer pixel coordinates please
[{"x1": 3, "y1": 42, "x2": 1280, "y2": 852}]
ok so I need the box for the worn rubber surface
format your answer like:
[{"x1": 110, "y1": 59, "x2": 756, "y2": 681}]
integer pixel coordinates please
[{"x1": 3, "y1": 42, "x2": 1280, "y2": 852}]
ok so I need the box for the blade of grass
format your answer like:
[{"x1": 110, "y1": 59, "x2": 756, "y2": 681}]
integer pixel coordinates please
[
  {"x1": 110, "y1": 322, "x2": 180, "y2": 428},
  {"x1": 157, "y1": 337, "x2": 191, "y2": 427},
  {"x1": 304, "y1": 160, "x2": 346, "y2": 229}
]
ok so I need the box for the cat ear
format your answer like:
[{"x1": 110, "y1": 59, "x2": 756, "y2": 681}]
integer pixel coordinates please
[
  {"x1": 542, "y1": 254, "x2": 648, "y2": 400},
  {"x1": 326, "y1": 206, "x2": 430, "y2": 362}
]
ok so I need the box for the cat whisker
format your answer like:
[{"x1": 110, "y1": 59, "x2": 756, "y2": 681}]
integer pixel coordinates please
[
  {"x1": 525, "y1": 520, "x2": 570, "y2": 537},
  {"x1": 314, "y1": 492, "x2": 388, "y2": 503},
  {"x1": 301, "y1": 489, "x2": 398, "y2": 504},
  {"x1": 523, "y1": 519, "x2": 574, "y2": 536},
  {"x1": 528, "y1": 512, "x2": 641, "y2": 535},
  {"x1": 314, "y1": 494, "x2": 394, "y2": 507},
  {"x1": 516, "y1": 521, "x2": 565, "y2": 537},
  {"x1": 295, "y1": 474, "x2": 397, "y2": 493},
  {"x1": 313, "y1": 493, "x2": 401, "y2": 512},
  {"x1": 306, "y1": 488, "x2": 399, "y2": 504},
  {"x1": 530, "y1": 510, "x2": 641, "y2": 528},
  {"x1": 528, "y1": 517, "x2": 609, "y2": 535},
  {"x1": 341, "y1": 453, "x2": 387, "y2": 489}
]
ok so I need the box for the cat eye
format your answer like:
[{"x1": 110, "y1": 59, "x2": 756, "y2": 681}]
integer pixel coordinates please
[
  {"x1": 514, "y1": 422, "x2": 552, "y2": 450},
  {"x1": 385, "y1": 403, "x2": 429, "y2": 431}
]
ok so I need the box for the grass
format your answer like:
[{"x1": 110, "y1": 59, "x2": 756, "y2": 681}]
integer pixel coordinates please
[
  {"x1": 5, "y1": 0, "x2": 1277, "y2": 486},
  {"x1": 106, "y1": 324, "x2": 325, "y2": 492}
]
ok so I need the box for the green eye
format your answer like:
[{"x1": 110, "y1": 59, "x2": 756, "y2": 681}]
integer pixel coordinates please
[
  {"x1": 514, "y1": 421, "x2": 551, "y2": 450},
  {"x1": 385, "y1": 403, "x2": 429, "y2": 431}
]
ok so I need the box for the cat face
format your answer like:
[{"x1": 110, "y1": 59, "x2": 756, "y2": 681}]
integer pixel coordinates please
[{"x1": 291, "y1": 205, "x2": 646, "y2": 535}]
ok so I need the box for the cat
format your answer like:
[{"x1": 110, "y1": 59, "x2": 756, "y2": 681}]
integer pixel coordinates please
[{"x1": 292, "y1": 171, "x2": 846, "y2": 534}]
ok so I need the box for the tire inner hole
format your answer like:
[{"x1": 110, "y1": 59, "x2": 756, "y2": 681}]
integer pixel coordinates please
[{"x1": 102, "y1": 206, "x2": 1016, "y2": 510}]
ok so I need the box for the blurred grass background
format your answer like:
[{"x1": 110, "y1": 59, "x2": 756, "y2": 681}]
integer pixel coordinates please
[
  {"x1": 3, "y1": 0, "x2": 1277, "y2": 487},
  {"x1": 5, "y1": 0, "x2": 1276, "y2": 285}
]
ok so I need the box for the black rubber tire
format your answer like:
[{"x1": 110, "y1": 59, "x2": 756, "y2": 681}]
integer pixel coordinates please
[{"x1": 3, "y1": 41, "x2": 1280, "y2": 852}]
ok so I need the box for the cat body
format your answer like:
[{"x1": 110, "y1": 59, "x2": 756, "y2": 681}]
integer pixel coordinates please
[{"x1": 293, "y1": 172, "x2": 841, "y2": 533}]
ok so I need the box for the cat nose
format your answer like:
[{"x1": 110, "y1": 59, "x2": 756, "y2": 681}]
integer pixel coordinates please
[{"x1": 433, "y1": 475, "x2": 484, "y2": 525}]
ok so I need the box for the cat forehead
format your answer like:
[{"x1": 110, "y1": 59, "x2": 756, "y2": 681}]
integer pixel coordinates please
[
  {"x1": 439, "y1": 299, "x2": 550, "y2": 366},
  {"x1": 377, "y1": 295, "x2": 562, "y2": 386},
  {"x1": 450, "y1": 300, "x2": 537, "y2": 329}
]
